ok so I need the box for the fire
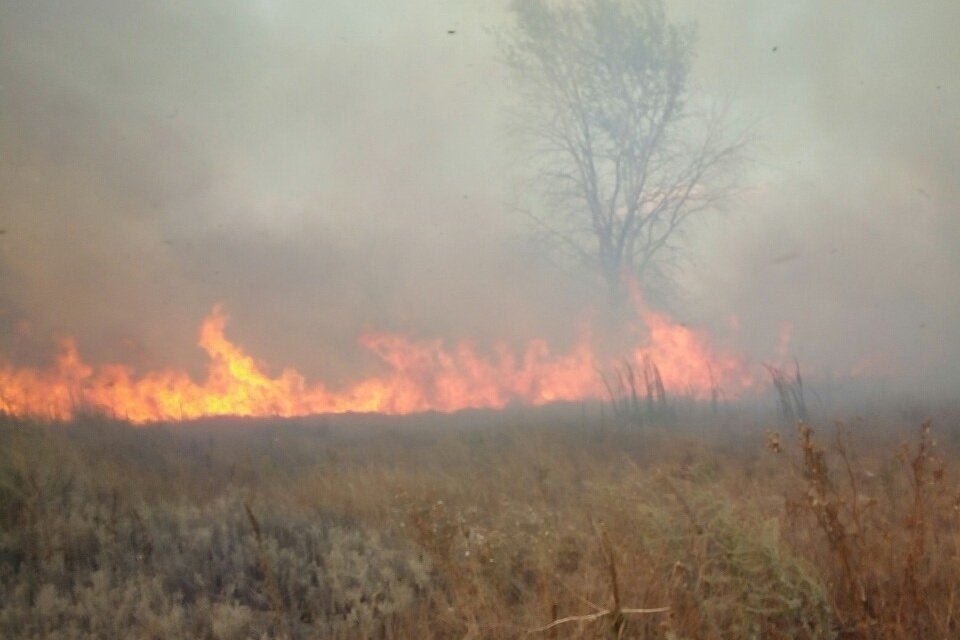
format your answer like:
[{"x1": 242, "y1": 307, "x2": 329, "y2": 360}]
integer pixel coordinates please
[
  {"x1": 640, "y1": 308, "x2": 753, "y2": 395},
  {"x1": 0, "y1": 303, "x2": 755, "y2": 423}
]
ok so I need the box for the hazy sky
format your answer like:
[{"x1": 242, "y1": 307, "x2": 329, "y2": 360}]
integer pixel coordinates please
[{"x1": 1, "y1": 1, "x2": 957, "y2": 396}]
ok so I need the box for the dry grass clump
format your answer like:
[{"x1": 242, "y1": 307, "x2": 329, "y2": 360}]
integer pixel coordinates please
[
  {"x1": 775, "y1": 420, "x2": 960, "y2": 638},
  {"x1": 0, "y1": 420, "x2": 430, "y2": 639},
  {"x1": 396, "y1": 444, "x2": 831, "y2": 638},
  {"x1": 0, "y1": 408, "x2": 958, "y2": 638}
]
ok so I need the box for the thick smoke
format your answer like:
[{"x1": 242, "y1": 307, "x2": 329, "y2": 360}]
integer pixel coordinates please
[
  {"x1": 671, "y1": 0, "x2": 960, "y2": 400},
  {"x1": 0, "y1": 1, "x2": 957, "y2": 400}
]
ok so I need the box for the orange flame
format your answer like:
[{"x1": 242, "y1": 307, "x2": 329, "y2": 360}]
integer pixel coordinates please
[{"x1": 0, "y1": 303, "x2": 756, "y2": 423}]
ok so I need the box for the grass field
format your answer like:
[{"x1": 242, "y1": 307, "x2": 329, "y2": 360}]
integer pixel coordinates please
[{"x1": 1, "y1": 404, "x2": 958, "y2": 639}]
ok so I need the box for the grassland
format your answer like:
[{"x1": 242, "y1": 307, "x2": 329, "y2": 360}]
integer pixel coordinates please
[{"x1": 1, "y1": 404, "x2": 958, "y2": 639}]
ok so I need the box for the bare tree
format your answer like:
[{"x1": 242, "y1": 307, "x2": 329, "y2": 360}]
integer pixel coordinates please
[{"x1": 501, "y1": 0, "x2": 748, "y2": 306}]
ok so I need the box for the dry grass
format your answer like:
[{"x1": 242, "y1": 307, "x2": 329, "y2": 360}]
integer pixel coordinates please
[{"x1": 0, "y1": 407, "x2": 958, "y2": 638}]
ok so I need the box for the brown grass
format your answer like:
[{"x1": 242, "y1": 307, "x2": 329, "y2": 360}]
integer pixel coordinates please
[{"x1": 0, "y1": 408, "x2": 958, "y2": 638}]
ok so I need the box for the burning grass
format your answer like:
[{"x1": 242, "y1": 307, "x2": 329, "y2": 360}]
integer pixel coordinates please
[
  {"x1": 0, "y1": 303, "x2": 756, "y2": 424},
  {"x1": 1, "y1": 408, "x2": 958, "y2": 638}
]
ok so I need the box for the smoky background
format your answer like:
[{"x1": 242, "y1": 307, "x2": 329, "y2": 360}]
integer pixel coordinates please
[{"x1": 0, "y1": 0, "x2": 957, "y2": 401}]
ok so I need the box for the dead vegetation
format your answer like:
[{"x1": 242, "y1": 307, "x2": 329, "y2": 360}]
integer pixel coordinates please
[
  {"x1": 776, "y1": 419, "x2": 957, "y2": 638},
  {"x1": 0, "y1": 409, "x2": 958, "y2": 638},
  {"x1": 764, "y1": 360, "x2": 809, "y2": 425},
  {"x1": 601, "y1": 358, "x2": 673, "y2": 428}
]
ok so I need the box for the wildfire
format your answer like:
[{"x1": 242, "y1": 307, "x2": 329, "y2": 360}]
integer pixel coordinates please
[{"x1": 0, "y1": 303, "x2": 755, "y2": 423}]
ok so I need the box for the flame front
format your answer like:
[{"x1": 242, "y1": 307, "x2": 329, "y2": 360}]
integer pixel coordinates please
[{"x1": 0, "y1": 304, "x2": 755, "y2": 423}]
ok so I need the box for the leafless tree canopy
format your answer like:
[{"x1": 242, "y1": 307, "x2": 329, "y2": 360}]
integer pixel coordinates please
[{"x1": 503, "y1": 0, "x2": 748, "y2": 305}]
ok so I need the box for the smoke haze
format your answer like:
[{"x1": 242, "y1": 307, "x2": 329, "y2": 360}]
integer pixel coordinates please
[{"x1": 1, "y1": 1, "x2": 957, "y2": 399}]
